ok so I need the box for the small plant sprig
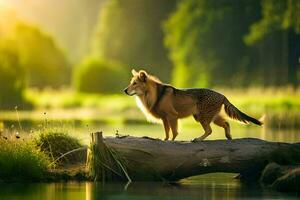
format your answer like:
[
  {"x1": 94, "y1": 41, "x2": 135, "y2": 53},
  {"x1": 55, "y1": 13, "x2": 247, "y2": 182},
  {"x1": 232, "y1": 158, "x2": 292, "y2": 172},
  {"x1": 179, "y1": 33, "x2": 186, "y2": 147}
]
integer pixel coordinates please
[{"x1": 15, "y1": 105, "x2": 23, "y2": 131}]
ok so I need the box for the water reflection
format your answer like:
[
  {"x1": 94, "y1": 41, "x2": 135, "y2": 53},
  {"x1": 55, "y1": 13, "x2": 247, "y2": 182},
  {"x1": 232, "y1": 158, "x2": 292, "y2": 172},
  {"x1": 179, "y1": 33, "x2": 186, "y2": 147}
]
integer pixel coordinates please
[
  {"x1": 0, "y1": 122, "x2": 299, "y2": 199},
  {"x1": 0, "y1": 182, "x2": 87, "y2": 200},
  {"x1": 0, "y1": 174, "x2": 298, "y2": 200}
]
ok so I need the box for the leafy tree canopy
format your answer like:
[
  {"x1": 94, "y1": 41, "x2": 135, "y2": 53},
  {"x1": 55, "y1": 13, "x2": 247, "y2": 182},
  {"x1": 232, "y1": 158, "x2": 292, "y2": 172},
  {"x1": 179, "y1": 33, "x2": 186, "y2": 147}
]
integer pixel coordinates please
[
  {"x1": 0, "y1": 40, "x2": 25, "y2": 108},
  {"x1": 14, "y1": 23, "x2": 71, "y2": 88},
  {"x1": 245, "y1": 0, "x2": 300, "y2": 45},
  {"x1": 93, "y1": 0, "x2": 176, "y2": 82},
  {"x1": 164, "y1": 0, "x2": 261, "y2": 87},
  {"x1": 0, "y1": 11, "x2": 71, "y2": 89}
]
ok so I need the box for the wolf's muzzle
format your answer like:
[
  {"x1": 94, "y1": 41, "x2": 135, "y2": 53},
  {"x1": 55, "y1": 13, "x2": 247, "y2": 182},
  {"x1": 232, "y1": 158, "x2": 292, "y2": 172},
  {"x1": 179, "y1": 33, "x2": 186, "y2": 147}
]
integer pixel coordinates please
[
  {"x1": 124, "y1": 88, "x2": 135, "y2": 96},
  {"x1": 124, "y1": 88, "x2": 129, "y2": 95}
]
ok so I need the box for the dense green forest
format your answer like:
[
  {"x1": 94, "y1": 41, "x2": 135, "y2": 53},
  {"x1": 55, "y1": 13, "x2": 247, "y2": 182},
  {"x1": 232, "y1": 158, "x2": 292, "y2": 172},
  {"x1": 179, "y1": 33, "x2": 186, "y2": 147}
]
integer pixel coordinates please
[
  {"x1": 0, "y1": 0, "x2": 299, "y2": 108},
  {"x1": 92, "y1": 0, "x2": 176, "y2": 82},
  {"x1": 165, "y1": 0, "x2": 300, "y2": 87}
]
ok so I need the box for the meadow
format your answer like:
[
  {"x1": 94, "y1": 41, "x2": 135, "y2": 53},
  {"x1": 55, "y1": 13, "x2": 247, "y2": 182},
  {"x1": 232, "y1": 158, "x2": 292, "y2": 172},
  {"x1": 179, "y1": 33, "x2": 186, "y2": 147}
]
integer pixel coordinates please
[{"x1": 16, "y1": 87, "x2": 300, "y2": 129}]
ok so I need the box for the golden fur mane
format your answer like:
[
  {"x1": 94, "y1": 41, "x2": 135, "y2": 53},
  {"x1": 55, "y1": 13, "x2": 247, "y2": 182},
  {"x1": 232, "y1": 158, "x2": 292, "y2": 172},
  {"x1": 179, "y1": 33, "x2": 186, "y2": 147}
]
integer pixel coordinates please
[
  {"x1": 135, "y1": 96, "x2": 161, "y2": 123},
  {"x1": 148, "y1": 75, "x2": 161, "y2": 83},
  {"x1": 135, "y1": 75, "x2": 162, "y2": 123}
]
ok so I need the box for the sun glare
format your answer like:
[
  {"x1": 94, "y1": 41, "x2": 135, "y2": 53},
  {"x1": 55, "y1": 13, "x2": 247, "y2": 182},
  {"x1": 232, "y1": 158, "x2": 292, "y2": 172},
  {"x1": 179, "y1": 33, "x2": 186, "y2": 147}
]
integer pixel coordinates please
[{"x1": 0, "y1": 0, "x2": 8, "y2": 8}]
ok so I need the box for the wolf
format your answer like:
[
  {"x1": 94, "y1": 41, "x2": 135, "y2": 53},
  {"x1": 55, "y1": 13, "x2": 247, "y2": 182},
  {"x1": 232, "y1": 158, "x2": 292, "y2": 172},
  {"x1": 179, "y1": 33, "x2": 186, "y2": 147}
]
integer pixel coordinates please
[{"x1": 124, "y1": 69, "x2": 262, "y2": 141}]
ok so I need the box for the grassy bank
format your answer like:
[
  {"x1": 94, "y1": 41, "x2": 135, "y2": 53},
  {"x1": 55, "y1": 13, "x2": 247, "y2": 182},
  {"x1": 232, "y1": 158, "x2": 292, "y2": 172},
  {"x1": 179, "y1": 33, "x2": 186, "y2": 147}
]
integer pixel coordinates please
[
  {"x1": 0, "y1": 139, "x2": 50, "y2": 182},
  {"x1": 0, "y1": 129, "x2": 87, "y2": 182}
]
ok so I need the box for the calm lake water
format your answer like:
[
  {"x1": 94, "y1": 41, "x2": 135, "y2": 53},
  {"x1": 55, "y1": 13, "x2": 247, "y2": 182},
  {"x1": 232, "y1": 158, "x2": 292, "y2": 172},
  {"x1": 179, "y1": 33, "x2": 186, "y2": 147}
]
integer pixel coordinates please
[
  {"x1": 1, "y1": 120, "x2": 300, "y2": 199},
  {"x1": 0, "y1": 174, "x2": 299, "y2": 200}
]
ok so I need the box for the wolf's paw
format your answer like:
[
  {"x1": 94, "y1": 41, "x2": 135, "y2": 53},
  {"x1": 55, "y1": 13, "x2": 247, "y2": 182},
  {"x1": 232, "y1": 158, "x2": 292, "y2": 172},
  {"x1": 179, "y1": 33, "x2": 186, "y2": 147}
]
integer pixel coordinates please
[
  {"x1": 192, "y1": 137, "x2": 203, "y2": 142},
  {"x1": 164, "y1": 137, "x2": 169, "y2": 141}
]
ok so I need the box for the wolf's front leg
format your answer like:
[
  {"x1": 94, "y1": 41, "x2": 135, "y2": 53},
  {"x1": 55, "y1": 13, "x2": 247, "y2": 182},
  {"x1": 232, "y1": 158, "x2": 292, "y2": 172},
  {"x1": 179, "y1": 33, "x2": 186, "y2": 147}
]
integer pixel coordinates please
[
  {"x1": 168, "y1": 118, "x2": 179, "y2": 141},
  {"x1": 162, "y1": 118, "x2": 170, "y2": 141}
]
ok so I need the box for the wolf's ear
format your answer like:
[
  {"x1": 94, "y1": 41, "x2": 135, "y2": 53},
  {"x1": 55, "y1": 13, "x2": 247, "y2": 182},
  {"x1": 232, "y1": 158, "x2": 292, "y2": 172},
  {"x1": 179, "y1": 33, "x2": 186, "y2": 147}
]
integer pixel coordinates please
[
  {"x1": 139, "y1": 70, "x2": 147, "y2": 82},
  {"x1": 131, "y1": 69, "x2": 138, "y2": 76}
]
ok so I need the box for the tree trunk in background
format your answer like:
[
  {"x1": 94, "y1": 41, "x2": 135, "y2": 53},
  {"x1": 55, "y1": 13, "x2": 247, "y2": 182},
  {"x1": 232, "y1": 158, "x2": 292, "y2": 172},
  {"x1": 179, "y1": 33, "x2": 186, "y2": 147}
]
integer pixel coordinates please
[{"x1": 288, "y1": 30, "x2": 300, "y2": 88}]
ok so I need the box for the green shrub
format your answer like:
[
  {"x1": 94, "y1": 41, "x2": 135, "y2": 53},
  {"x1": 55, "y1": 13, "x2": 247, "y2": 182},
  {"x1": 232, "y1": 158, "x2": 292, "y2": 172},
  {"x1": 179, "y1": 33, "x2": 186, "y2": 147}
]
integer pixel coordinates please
[
  {"x1": 73, "y1": 57, "x2": 129, "y2": 94},
  {"x1": 35, "y1": 131, "x2": 84, "y2": 165},
  {"x1": 0, "y1": 139, "x2": 50, "y2": 181}
]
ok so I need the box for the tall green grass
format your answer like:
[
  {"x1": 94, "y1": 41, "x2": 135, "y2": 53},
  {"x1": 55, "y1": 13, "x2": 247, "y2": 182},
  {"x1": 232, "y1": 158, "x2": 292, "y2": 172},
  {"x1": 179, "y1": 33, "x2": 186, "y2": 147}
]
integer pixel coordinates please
[
  {"x1": 35, "y1": 131, "x2": 85, "y2": 166},
  {"x1": 0, "y1": 121, "x2": 86, "y2": 182},
  {"x1": 0, "y1": 139, "x2": 50, "y2": 181}
]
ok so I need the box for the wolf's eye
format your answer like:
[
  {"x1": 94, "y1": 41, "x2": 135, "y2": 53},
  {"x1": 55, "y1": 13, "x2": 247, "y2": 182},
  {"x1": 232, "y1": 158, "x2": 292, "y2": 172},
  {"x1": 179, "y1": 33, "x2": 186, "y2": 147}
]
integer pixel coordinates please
[{"x1": 133, "y1": 82, "x2": 137, "y2": 85}]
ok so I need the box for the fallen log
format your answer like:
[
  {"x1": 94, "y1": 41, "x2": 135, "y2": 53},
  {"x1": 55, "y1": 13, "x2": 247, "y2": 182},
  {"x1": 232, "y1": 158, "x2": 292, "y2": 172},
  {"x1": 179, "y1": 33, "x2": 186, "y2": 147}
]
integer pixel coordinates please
[
  {"x1": 87, "y1": 132, "x2": 300, "y2": 182},
  {"x1": 261, "y1": 162, "x2": 300, "y2": 192}
]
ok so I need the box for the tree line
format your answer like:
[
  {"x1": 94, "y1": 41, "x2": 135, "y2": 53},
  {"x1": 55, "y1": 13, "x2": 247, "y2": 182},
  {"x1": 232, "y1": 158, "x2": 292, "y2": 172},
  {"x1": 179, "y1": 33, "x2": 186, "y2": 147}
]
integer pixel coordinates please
[{"x1": 0, "y1": 0, "x2": 299, "y2": 108}]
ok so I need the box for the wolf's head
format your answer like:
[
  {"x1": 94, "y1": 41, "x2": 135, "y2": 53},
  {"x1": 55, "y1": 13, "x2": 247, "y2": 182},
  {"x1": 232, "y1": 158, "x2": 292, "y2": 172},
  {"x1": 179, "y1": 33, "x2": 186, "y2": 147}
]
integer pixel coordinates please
[
  {"x1": 124, "y1": 69, "x2": 149, "y2": 96},
  {"x1": 124, "y1": 69, "x2": 162, "y2": 123}
]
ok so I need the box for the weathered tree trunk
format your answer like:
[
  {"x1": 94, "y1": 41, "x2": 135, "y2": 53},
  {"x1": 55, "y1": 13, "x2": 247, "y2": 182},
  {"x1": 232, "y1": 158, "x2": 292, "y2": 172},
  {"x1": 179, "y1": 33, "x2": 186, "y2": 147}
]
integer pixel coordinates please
[{"x1": 100, "y1": 136, "x2": 300, "y2": 181}]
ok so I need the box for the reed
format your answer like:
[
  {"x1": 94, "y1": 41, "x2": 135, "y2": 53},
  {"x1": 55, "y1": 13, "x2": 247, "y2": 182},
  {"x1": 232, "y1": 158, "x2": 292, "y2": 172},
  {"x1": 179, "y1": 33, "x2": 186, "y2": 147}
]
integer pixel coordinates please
[{"x1": 87, "y1": 132, "x2": 131, "y2": 182}]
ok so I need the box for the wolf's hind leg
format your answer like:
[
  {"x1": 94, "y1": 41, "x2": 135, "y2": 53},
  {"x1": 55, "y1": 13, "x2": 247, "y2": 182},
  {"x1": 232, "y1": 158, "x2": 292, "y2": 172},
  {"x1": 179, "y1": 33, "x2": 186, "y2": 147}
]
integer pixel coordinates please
[
  {"x1": 162, "y1": 118, "x2": 170, "y2": 141},
  {"x1": 197, "y1": 121, "x2": 212, "y2": 141},
  {"x1": 192, "y1": 119, "x2": 212, "y2": 142},
  {"x1": 213, "y1": 115, "x2": 232, "y2": 140},
  {"x1": 193, "y1": 113, "x2": 215, "y2": 141}
]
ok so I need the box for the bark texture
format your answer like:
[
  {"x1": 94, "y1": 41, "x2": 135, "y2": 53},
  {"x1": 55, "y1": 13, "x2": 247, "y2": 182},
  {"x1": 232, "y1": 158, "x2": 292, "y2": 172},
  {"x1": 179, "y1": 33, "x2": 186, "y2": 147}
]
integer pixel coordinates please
[{"x1": 102, "y1": 136, "x2": 300, "y2": 181}]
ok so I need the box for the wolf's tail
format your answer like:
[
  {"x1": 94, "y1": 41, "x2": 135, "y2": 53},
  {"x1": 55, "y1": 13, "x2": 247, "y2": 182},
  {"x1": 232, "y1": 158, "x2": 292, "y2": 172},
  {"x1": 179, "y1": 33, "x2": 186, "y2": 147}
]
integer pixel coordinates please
[{"x1": 223, "y1": 98, "x2": 263, "y2": 126}]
